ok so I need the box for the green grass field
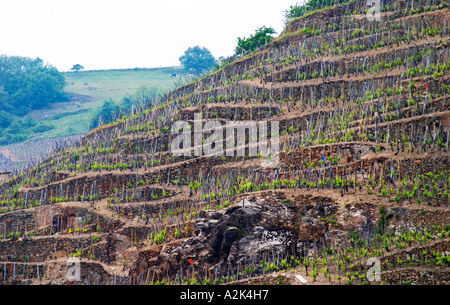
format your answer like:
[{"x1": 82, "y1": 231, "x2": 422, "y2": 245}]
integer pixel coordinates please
[{"x1": 27, "y1": 66, "x2": 186, "y2": 139}]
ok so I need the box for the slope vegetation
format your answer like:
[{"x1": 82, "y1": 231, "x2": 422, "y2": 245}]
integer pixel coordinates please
[{"x1": 0, "y1": 0, "x2": 449, "y2": 285}]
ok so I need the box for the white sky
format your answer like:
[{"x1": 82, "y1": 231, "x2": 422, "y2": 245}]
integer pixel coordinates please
[{"x1": 0, "y1": 0, "x2": 298, "y2": 71}]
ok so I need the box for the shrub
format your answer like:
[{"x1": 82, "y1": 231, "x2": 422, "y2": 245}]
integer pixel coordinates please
[{"x1": 235, "y1": 26, "x2": 276, "y2": 55}]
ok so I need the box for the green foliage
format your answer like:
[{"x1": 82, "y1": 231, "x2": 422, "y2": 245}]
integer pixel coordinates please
[
  {"x1": 235, "y1": 26, "x2": 276, "y2": 55},
  {"x1": 179, "y1": 46, "x2": 216, "y2": 75},
  {"x1": 90, "y1": 84, "x2": 163, "y2": 129},
  {"x1": 0, "y1": 55, "x2": 67, "y2": 116},
  {"x1": 284, "y1": 0, "x2": 351, "y2": 23},
  {"x1": 2, "y1": 67, "x2": 179, "y2": 150},
  {"x1": 89, "y1": 99, "x2": 120, "y2": 129}
]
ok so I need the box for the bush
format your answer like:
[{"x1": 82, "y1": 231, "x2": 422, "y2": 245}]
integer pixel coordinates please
[
  {"x1": 90, "y1": 85, "x2": 162, "y2": 129},
  {"x1": 235, "y1": 26, "x2": 276, "y2": 55},
  {"x1": 179, "y1": 46, "x2": 216, "y2": 75}
]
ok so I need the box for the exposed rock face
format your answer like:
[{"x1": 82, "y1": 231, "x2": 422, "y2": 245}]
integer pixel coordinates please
[
  {"x1": 154, "y1": 198, "x2": 298, "y2": 276},
  {"x1": 202, "y1": 201, "x2": 264, "y2": 261},
  {"x1": 141, "y1": 190, "x2": 390, "y2": 280}
]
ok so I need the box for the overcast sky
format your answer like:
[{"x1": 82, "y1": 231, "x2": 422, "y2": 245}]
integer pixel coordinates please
[{"x1": 0, "y1": 0, "x2": 299, "y2": 71}]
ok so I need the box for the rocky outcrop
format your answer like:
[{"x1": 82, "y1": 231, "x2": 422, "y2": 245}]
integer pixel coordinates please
[{"x1": 144, "y1": 198, "x2": 295, "y2": 277}]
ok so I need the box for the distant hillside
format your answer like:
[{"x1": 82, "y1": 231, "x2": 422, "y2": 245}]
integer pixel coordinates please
[
  {"x1": 33, "y1": 66, "x2": 187, "y2": 139},
  {"x1": 1, "y1": 66, "x2": 187, "y2": 170},
  {"x1": 64, "y1": 67, "x2": 186, "y2": 106}
]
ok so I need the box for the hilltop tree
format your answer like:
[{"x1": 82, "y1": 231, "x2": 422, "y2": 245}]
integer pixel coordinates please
[
  {"x1": 71, "y1": 64, "x2": 84, "y2": 73},
  {"x1": 0, "y1": 86, "x2": 11, "y2": 114},
  {"x1": 235, "y1": 26, "x2": 276, "y2": 56},
  {"x1": 179, "y1": 46, "x2": 216, "y2": 75}
]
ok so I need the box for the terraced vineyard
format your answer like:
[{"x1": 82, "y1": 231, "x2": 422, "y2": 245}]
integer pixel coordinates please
[{"x1": 0, "y1": 0, "x2": 449, "y2": 285}]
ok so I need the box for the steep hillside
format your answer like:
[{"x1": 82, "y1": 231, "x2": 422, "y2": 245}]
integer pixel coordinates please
[{"x1": 0, "y1": 0, "x2": 449, "y2": 285}]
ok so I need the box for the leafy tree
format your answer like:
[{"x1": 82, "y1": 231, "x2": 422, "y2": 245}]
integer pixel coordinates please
[
  {"x1": 0, "y1": 114, "x2": 37, "y2": 145},
  {"x1": 0, "y1": 86, "x2": 12, "y2": 113},
  {"x1": 0, "y1": 55, "x2": 65, "y2": 145},
  {"x1": 0, "y1": 55, "x2": 67, "y2": 116},
  {"x1": 90, "y1": 99, "x2": 119, "y2": 129},
  {"x1": 0, "y1": 110, "x2": 12, "y2": 129},
  {"x1": 179, "y1": 46, "x2": 216, "y2": 75},
  {"x1": 71, "y1": 64, "x2": 84, "y2": 73},
  {"x1": 235, "y1": 26, "x2": 276, "y2": 55},
  {"x1": 24, "y1": 72, "x2": 66, "y2": 109}
]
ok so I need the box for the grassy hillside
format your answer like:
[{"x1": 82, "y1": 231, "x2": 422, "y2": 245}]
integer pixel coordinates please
[
  {"x1": 0, "y1": 67, "x2": 186, "y2": 169},
  {"x1": 29, "y1": 66, "x2": 186, "y2": 138}
]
